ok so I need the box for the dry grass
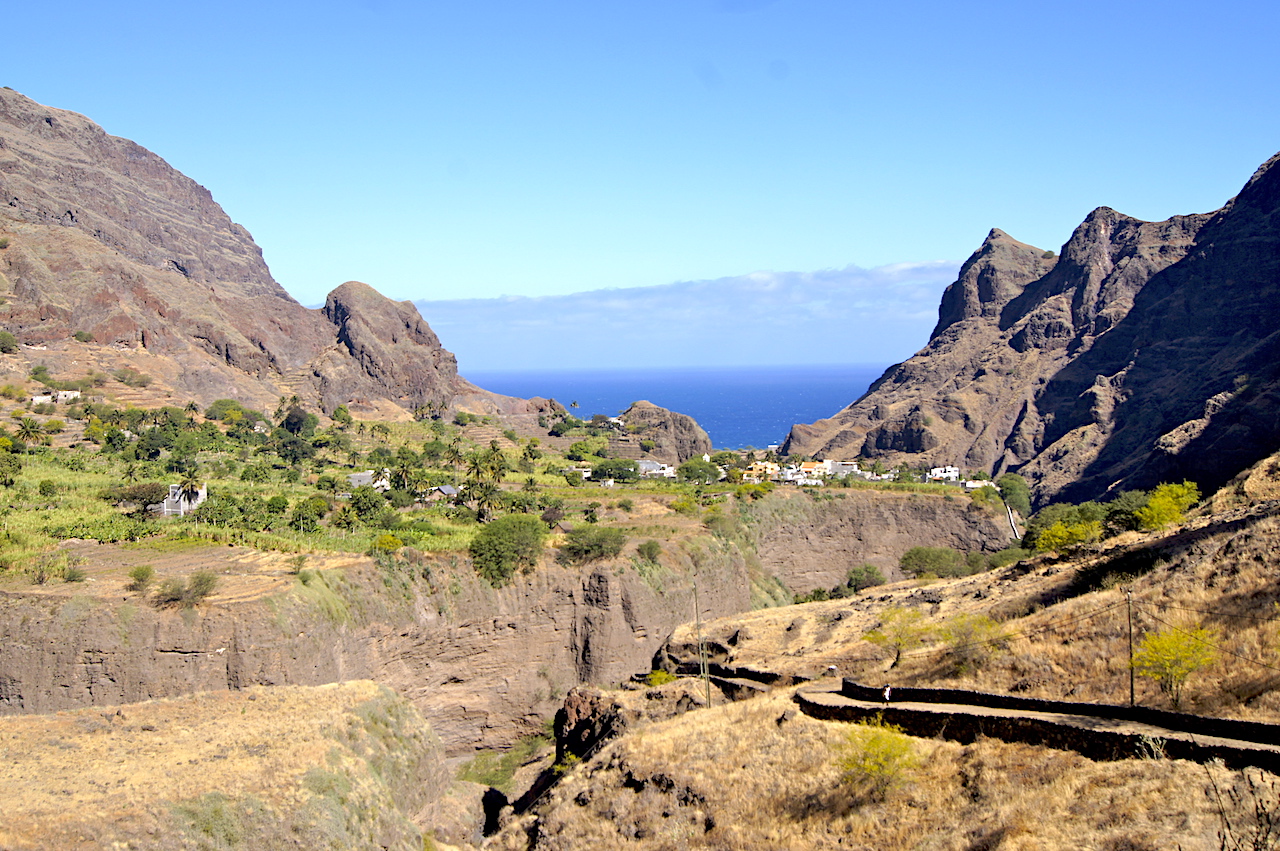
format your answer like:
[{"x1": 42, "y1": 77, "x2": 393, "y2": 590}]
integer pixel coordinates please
[
  {"x1": 494, "y1": 688, "x2": 1265, "y2": 850},
  {"x1": 0, "y1": 680, "x2": 444, "y2": 850},
  {"x1": 669, "y1": 505, "x2": 1280, "y2": 720}
]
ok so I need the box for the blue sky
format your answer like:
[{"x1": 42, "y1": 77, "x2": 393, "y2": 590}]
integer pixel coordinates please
[{"x1": 5, "y1": 0, "x2": 1279, "y2": 364}]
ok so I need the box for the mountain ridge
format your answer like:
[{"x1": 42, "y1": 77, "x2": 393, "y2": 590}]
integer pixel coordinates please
[
  {"x1": 785, "y1": 151, "x2": 1280, "y2": 505},
  {"x1": 0, "y1": 87, "x2": 546, "y2": 418}
]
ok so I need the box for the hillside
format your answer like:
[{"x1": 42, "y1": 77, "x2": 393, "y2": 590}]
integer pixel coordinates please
[
  {"x1": 0, "y1": 87, "x2": 546, "y2": 419},
  {"x1": 785, "y1": 151, "x2": 1280, "y2": 506},
  {"x1": 471, "y1": 453, "x2": 1280, "y2": 849}
]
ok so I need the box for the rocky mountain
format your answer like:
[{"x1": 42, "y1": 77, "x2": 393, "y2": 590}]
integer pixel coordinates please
[
  {"x1": 785, "y1": 151, "x2": 1280, "y2": 505},
  {"x1": 0, "y1": 87, "x2": 546, "y2": 418}
]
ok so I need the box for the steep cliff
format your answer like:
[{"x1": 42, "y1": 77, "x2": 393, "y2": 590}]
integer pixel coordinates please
[
  {"x1": 0, "y1": 538, "x2": 750, "y2": 754},
  {"x1": 741, "y1": 489, "x2": 1016, "y2": 594},
  {"x1": 0, "y1": 88, "x2": 532, "y2": 416},
  {"x1": 786, "y1": 151, "x2": 1280, "y2": 504}
]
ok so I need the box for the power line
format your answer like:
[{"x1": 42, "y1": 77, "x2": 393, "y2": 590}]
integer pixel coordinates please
[{"x1": 1138, "y1": 607, "x2": 1280, "y2": 676}]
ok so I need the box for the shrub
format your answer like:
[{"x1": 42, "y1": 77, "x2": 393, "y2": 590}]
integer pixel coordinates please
[
  {"x1": 73, "y1": 330, "x2": 95, "y2": 343},
  {"x1": 1135, "y1": 481, "x2": 1200, "y2": 531},
  {"x1": 835, "y1": 715, "x2": 919, "y2": 801},
  {"x1": 637, "y1": 539, "x2": 661, "y2": 563},
  {"x1": 996, "y1": 473, "x2": 1031, "y2": 516},
  {"x1": 38, "y1": 479, "x2": 57, "y2": 498},
  {"x1": 112, "y1": 367, "x2": 152, "y2": 388},
  {"x1": 0, "y1": 331, "x2": 17, "y2": 354},
  {"x1": 127, "y1": 564, "x2": 155, "y2": 593},
  {"x1": 470, "y1": 514, "x2": 547, "y2": 587},
  {"x1": 558, "y1": 526, "x2": 627, "y2": 565},
  {"x1": 942, "y1": 613, "x2": 1009, "y2": 673},
  {"x1": 368, "y1": 533, "x2": 404, "y2": 555},
  {"x1": 645, "y1": 669, "x2": 677, "y2": 687},
  {"x1": 152, "y1": 571, "x2": 218, "y2": 607},
  {"x1": 62, "y1": 566, "x2": 87, "y2": 583}
]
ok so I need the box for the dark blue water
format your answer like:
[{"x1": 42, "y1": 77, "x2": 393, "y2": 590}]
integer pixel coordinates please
[{"x1": 466, "y1": 364, "x2": 889, "y2": 449}]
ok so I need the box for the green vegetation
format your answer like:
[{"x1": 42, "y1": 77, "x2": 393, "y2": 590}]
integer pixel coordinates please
[
  {"x1": 126, "y1": 564, "x2": 155, "y2": 593},
  {"x1": 1023, "y1": 481, "x2": 1202, "y2": 552},
  {"x1": 942, "y1": 613, "x2": 1009, "y2": 673},
  {"x1": 1133, "y1": 623, "x2": 1217, "y2": 708},
  {"x1": 0, "y1": 330, "x2": 18, "y2": 353},
  {"x1": 557, "y1": 526, "x2": 627, "y2": 565},
  {"x1": 72, "y1": 330, "x2": 95, "y2": 343},
  {"x1": 469, "y1": 514, "x2": 547, "y2": 587},
  {"x1": 151, "y1": 570, "x2": 218, "y2": 608},
  {"x1": 645, "y1": 669, "x2": 677, "y2": 687},
  {"x1": 796, "y1": 564, "x2": 886, "y2": 603},
  {"x1": 899, "y1": 546, "x2": 964, "y2": 578}
]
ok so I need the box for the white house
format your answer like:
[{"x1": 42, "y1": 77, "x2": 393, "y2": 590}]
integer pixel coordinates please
[
  {"x1": 638, "y1": 460, "x2": 675, "y2": 478},
  {"x1": 153, "y1": 483, "x2": 207, "y2": 517},
  {"x1": 347, "y1": 470, "x2": 391, "y2": 492},
  {"x1": 929, "y1": 466, "x2": 962, "y2": 481}
]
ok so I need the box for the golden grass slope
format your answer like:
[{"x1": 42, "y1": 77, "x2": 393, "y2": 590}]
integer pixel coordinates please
[
  {"x1": 495, "y1": 687, "x2": 1266, "y2": 850},
  {"x1": 0, "y1": 681, "x2": 448, "y2": 850}
]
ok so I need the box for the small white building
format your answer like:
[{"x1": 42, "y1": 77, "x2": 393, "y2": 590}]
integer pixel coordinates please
[
  {"x1": 347, "y1": 470, "x2": 391, "y2": 492},
  {"x1": 929, "y1": 466, "x2": 962, "y2": 481},
  {"x1": 153, "y1": 483, "x2": 207, "y2": 516}
]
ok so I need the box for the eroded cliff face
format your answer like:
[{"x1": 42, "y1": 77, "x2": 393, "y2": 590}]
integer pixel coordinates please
[
  {"x1": 785, "y1": 151, "x2": 1280, "y2": 505},
  {"x1": 740, "y1": 489, "x2": 1016, "y2": 594},
  {"x1": 0, "y1": 540, "x2": 750, "y2": 754},
  {"x1": 0, "y1": 88, "x2": 526, "y2": 416}
]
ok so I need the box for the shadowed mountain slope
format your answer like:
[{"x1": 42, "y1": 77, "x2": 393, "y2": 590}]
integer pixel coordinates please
[{"x1": 786, "y1": 152, "x2": 1280, "y2": 505}]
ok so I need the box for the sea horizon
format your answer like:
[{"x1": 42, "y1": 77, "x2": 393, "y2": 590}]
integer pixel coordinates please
[{"x1": 465, "y1": 363, "x2": 890, "y2": 450}]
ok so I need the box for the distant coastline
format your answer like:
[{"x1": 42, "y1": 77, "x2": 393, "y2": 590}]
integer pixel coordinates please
[{"x1": 465, "y1": 364, "x2": 890, "y2": 450}]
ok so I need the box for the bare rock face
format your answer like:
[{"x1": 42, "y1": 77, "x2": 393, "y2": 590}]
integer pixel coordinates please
[
  {"x1": 786, "y1": 151, "x2": 1280, "y2": 505},
  {"x1": 743, "y1": 490, "x2": 1016, "y2": 594},
  {"x1": 620, "y1": 400, "x2": 713, "y2": 465},
  {"x1": 0, "y1": 88, "x2": 514, "y2": 416}
]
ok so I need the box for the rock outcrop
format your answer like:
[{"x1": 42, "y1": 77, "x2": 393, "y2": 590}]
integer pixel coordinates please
[
  {"x1": 619, "y1": 400, "x2": 713, "y2": 465},
  {"x1": 786, "y1": 151, "x2": 1280, "y2": 505},
  {"x1": 0, "y1": 87, "x2": 533, "y2": 417}
]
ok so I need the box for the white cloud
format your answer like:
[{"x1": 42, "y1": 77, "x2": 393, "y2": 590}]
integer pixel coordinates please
[{"x1": 415, "y1": 260, "x2": 961, "y2": 372}]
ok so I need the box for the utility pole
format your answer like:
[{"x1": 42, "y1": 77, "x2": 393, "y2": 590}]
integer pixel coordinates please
[
  {"x1": 693, "y1": 579, "x2": 711, "y2": 707},
  {"x1": 1125, "y1": 587, "x2": 1135, "y2": 707}
]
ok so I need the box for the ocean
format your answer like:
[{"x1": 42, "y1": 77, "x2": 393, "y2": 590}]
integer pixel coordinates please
[{"x1": 465, "y1": 364, "x2": 890, "y2": 450}]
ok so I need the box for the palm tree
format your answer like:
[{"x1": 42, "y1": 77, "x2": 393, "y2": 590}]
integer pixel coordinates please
[
  {"x1": 184, "y1": 401, "x2": 199, "y2": 416},
  {"x1": 15, "y1": 417, "x2": 43, "y2": 443},
  {"x1": 178, "y1": 472, "x2": 203, "y2": 512}
]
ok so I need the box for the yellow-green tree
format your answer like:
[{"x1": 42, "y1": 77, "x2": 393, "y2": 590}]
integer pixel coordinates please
[
  {"x1": 864, "y1": 607, "x2": 932, "y2": 668},
  {"x1": 1133, "y1": 623, "x2": 1217, "y2": 708},
  {"x1": 1134, "y1": 481, "x2": 1201, "y2": 531},
  {"x1": 1033, "y1": 519, "x2": 1102, "y2": 552}
]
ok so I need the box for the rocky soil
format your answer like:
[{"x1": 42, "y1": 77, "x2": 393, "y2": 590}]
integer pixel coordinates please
[{"x1": 786, "y1": 151, "x2": 1280, "y2": 506}]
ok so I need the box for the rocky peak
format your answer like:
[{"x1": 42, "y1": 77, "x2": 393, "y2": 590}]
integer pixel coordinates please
[
  {"x1": 931, "y1": 228, "x2": 1054, "y2": 339},
  {"x1": 785, "y1": 149, "x2": 1280, "y2": 505}
]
